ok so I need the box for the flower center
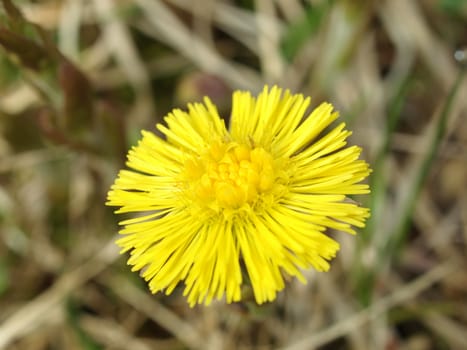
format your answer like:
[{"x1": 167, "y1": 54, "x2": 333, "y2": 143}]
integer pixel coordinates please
[{"x1": 183, "y1": 142, "x2": 277, "y2": 210}]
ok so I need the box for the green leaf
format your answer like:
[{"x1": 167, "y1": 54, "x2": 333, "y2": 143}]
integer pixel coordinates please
[{"x1": 281, "y1": 3, "x2": 330, "y2": 62}]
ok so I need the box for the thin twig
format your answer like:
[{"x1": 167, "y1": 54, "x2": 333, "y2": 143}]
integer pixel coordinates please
[
  {"x1": 280, "y1": 259, "x2": 459, "y2": 350},
  {"x1": 103, "y1": 275, "x2": 204, "y2": 350},
  {"x1": 134, "y1": 0, "x2": 262, "y2": 91},
  {"x1": 0, "y1": 238, "x2": 120, "y2": 349}
]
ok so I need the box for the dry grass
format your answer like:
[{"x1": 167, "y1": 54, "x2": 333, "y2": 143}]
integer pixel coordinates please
[{"x1": 0, "y1": 0, "x2": 466, "y2": 349}]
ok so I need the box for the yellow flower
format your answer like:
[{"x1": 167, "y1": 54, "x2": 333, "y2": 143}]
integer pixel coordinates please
[{"x1": 107, "y1": 85, "x2": 370, "y2": 306}]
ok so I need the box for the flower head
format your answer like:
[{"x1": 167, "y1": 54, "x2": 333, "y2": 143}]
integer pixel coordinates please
[{"x1": 107, "y1": 85, "x2": 370, "y2": 306}]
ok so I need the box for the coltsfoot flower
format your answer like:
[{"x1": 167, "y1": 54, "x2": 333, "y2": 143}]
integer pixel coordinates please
[{"x1": 107, "y1": 85, "x2": 370, "y2": 306}]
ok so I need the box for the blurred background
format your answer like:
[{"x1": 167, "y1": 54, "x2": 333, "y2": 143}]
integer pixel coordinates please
[{"x1": 0, "y1": 0, "x2": 466, "y2": 349}]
